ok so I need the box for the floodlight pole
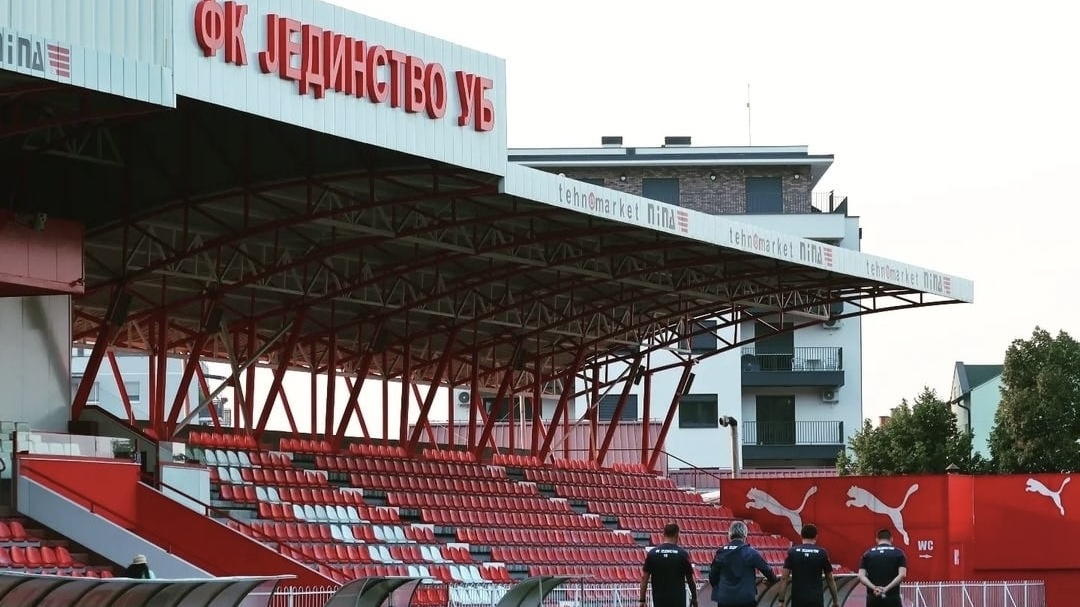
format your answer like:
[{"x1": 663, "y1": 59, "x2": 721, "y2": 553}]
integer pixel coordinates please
[{"x1": 719, "y1": 416, "x2": 740, "y2": 478}]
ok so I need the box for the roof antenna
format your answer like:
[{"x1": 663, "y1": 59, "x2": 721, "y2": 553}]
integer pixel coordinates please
[{"x1": 746, "y1": 83, "x2": 752, "y2": 147}]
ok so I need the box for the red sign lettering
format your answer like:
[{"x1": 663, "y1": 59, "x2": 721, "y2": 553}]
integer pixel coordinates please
[
  {"x1": 194, "y1": 0, "x2": 248, "y2": 66},
  {"x1": 192, "y1": 1, "x2": 495, "y2": 131}
]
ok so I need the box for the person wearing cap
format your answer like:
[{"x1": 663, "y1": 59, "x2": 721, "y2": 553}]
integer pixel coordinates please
[
  {"x1": 708, "y1": 521, "x2": 778, "y2": 607},
  {"x1": 776, "y1": 524, "x2": 840, "y2": 607},
  {"x1": 123, "y1": 554, "x2": 156, "y2": 579},
  {"x1": 857, "y1": 529, "x2": 907, "y2": 607},
  {"x1": 639, "y1": 523, "x2": 698, "y2": 607}
]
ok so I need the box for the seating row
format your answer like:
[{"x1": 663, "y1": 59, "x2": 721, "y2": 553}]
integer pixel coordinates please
[
  {"x1": 351, "y1": 474, "x2": 535, "y2": 497},
  {"x1": 241, "y1": 521, "x2": 435, "y2": 545},
  {"x1": 219, "y1": 484, "x2": 366, "y2": 508},
  {"x1": 248, "y1": 519, "x2": 412, "y2": 545},
  {"x1": 330, "y1": 563, "x2": 507, "y2": 585},
  {"x1": 589, "y1": 501, "x2": 733, "y2": 520},
  {"x1": 423, "y1": 509, "x2": 604, "y2": 531},
  {"x1": 490, "y1": 546, "x2": 646, "y2": 565},
  {"x1": 265, "y1": 539, "x2": 473, "y2": 566},
  {"x1": 210, "y1": 466, "x2": 327, "y2": 487},
  {"x1": 653, "y1": 533, "x2": 790, "y2": 550},
  {"x1": 556, "y1": 485, "x2": 699, "y2": 504},
  {"x1": 252, "y1": 502, "x2": 370, "y2": 525},
  {"x1": 188, "y1": 431, "x2": 258, "y2": 449},
  {"x1": 525, "y1": 468, "x2": 680, "y2": 491},
  {"x1": 0, "y1": 545, "x2": 82, "y2": 569},
  {"x1": 0, "y1": 521, "x2": 29, "y2": 543},
  {"x1": 528, "y1": 564, "x2": 642, "y2": 583},
  {"x1": 316, "y1": 455, "x2": 505, "y2": 480},
  {"x1": 386, "y1": 492, "x2": 572, "y2": 515},
  {"x1": 456, "y1": 527, "x2": 637, "y2": 548},
  {"x1": 618, "y1": 516, "x2": 758, "y2": 534},
  {"x1": 1, "y1": 567, "x2": 114, "y2": 578},
  {"x1": 198, "y1": 448, "x2": 293, "y2": 469},
  {"x1": 419, "y1": 448, "x2": 479, "y2": 464}
]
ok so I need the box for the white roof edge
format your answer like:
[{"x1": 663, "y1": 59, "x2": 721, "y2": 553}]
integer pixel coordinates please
[
  {"x1": 510, "y1": 158, "x2": 834, "y2": 169},
  {"x1": 508, "y1": 145, "x2": 813, "y2": 156},
  {"x1": 500, "y1": 164, "x2": 974, "y2": 304}
]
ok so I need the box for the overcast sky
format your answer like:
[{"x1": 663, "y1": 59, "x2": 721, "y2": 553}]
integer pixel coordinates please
[{"x1": 324, "y1": 0, "x2": 1080, "y2": 420}]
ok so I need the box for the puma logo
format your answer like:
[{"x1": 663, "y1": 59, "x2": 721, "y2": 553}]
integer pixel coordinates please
[
  {"x1": 746, "y1": 486, "x2": 818, "y2": 535},
  {"x1": 845, "y1": 484, "x2": 919, "y2": 545},
  {"x1": 1026, "y1": 477, "x2": 1070, "y2": 516}
]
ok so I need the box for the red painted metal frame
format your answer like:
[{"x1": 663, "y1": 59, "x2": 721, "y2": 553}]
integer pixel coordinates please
[{"x1": 43, "y1": 94, "x2": 967, "y2": 461}]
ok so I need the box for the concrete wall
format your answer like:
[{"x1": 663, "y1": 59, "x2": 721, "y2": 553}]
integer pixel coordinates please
[{"x1": 0, "y1": 295, "x2": 71, "y2": 432}]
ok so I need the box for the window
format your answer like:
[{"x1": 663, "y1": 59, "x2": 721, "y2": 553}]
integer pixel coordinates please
[
  {"x1": 124, "y1": 381, "x2": 141, "y2": 403},
  {"x1": 678, "y1": 394, "x2": 718, "y2": 428},
  {"x1": 642, "y1": 178, "x2": 680, "y2": 205},
  {"x1": 70, "y1": 376, "x2": 100, "y2": 403},
  {"x1": 598, "y1": 394, "x2": 639, "y2": 421},
  {"x1": 689, "y1": 320, "x2": 717, "y2": 354},
  {"x1": 746, "y1": 177, "x2": 783, "y2": 214},
  {"x1": 483, "y1": 397, "x2": 534, "y2": 421}
]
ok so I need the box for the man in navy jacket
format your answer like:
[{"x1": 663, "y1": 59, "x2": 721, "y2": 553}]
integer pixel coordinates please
[{"x1": 708, "y1": 521, "x2": 778, "y2": 607}]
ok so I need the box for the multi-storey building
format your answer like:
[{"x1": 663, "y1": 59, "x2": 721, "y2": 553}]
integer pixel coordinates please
[
  {"x1": 71, "y1": 349, "x2": 226, "y2": 427},
  {"x1": 508, "y1": 137, "x2": 863, "y2": 472},
  {"x1": 950, "y1": 361, "x2": 1003, "y2": 459}
]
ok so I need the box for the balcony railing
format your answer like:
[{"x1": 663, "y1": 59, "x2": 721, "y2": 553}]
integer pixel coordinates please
[
  {"x1": 741, "y1": 346, "x2": 842, "y2": 372},
  {"x1": 742, "y1": 420, "x2": 844, "y2": 446},
  {"x1": 675, "y1": 191, "x2": 847, "y2": 215}
]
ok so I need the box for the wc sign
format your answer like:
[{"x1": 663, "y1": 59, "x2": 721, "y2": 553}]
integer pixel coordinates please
[{"x1": 920, "y1": 535, "x2": 937, "y2": 557}]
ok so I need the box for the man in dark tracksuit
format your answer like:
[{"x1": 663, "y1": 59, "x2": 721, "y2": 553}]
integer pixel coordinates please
[
  {"x1": 708, "y1": 521, "x2": 778, "y2": 607},
  {"x1": 777, "y1": 524, "x2": 840, "y2": 607},
  {"x1": 640, "y1": 523, "x2": 697, "y2": 607},
  {"x1": 857, "y1": 529, "x2": 908, "y2": 607}
]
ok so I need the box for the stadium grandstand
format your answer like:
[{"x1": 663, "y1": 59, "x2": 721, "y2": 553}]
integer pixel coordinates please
[{"x1": 0, "y1": 1, "x2": 1025, "y2": 607}]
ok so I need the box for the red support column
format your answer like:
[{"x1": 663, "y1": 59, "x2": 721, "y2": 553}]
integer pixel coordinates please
[
  {"x1": 466, "y1": 361, "x2": 479, "y2": 450},
  {"x1": 253, "y1": 312, "x2": 307, "y2": 439},
  {"x1": 154, "y1": 312, "x2": 168, "y2": 436},
  {"x1": 165, "y1": 308, "x2": 221, "y2": 434},
  {"x1": 407, "y1": 330, "x2": 458, "y2": 452},
  {"x1": 641, "y1": 370, "x2": 652, "y2": 466},
  {"x1": 195, "y1": 365, "x2": 222, "y2": 431},
  {"x1": 596, "y1": 355, "x2": 644, "y2": 465},
  {"x1": 276, "y1": 386, "x2": 301, "y2": 436},
  {"x1": 530, "y1": 367, "x2": 543, "y2": 456},
  {"x1": 324, "y1": 326, "x2": 338, "y2": 439},
  {"x1": 381, "y1": 351, "x2": 389, "y2": 445},
  {"x1": 446, "y1": 387, "x2": 455, "y2": 449},
  {"x1": 332, "y1": 352, "x2": 374, "y2": 447},
  {"x1": 309, "y1": 359, "x2": 317, "y2": 439},
  {"x1": 537, "y1": 347, "x2": 588, "y2": 461},
  {"x1": 648, "y1": 362, "x2": 695, "y2": 471},
  {"x1": 107, "y1": 351, "x2": 136, "y2": 426},
  {"x1": 588, "y1": 366, "x2": 600, "y2": 461},
  {"x1": 472, "y1": 352, "x2": 520, "y2": 460},
  {"x1": 245, "y1": 321, "x2": 257, "y2": 431},
  {"x1": 399, "y1": 344, "x2": 411, "y2": 446}
]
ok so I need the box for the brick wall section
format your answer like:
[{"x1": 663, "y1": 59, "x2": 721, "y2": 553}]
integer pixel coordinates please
[{"x1": 536, "y1": 165, "x2": 814, "y2": 214}]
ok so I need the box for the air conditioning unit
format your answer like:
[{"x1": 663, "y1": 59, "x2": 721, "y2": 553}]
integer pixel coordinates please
[
  {"x1": 821, "y1": 389, "x2": 840, "y2": 404},
  {"x1": 822, "y1": 319, "x2": 842, "y2": 330},
  {"x1": 455, "y1": 390, "x2": 472, "y2": 407}
]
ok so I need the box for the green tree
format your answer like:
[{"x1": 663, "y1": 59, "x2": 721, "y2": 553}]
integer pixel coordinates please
[
  {"x1": 988, "y1": 327, "x2": 1080, "y2": 473},
  {"x1": 836, "y1": 387, "x2": 979, "y2": 475}
]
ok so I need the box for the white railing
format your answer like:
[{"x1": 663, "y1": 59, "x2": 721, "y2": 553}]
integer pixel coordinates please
[
  {"x1": 903, "y1": 580, "x2": 1045, "y2": 607},
  {"x1": 258, "y1": 581, "x2": 1046, "y2": 607},
  {"x1": 250, "y1": 586, "x2": 337, "y2": 607}
]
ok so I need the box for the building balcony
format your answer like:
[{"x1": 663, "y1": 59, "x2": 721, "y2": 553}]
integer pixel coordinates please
[
  {"x1": 740, "y1": 346, "x2": 845, "y2": 388},
  {"x1": 742, "y1": 420, "x2": 845, "y2": 463}
]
